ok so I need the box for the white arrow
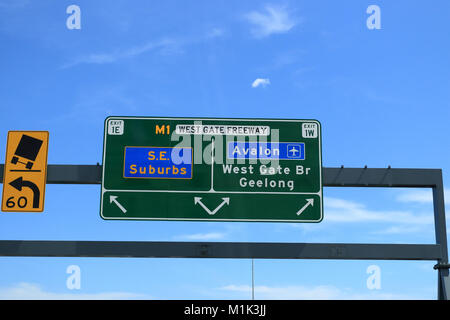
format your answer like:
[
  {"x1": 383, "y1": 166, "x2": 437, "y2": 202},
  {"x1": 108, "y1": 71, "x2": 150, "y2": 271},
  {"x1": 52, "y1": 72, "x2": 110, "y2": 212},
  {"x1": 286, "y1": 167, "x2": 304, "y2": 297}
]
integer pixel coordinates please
[
  {"x1": 110, "y1": 195, "x2": 127, "y2": 214},
  {"x1": 194, "y1": 197, "x2": 230, "y2": 216},
  {"x1": 296, "y1": 198, "x2": 314, "y2": 216}
]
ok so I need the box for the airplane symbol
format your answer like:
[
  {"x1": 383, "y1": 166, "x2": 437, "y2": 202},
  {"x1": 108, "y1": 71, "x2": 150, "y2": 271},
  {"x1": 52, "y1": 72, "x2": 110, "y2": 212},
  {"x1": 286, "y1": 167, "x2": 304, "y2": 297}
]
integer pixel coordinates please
[
  {"x1": 289, "y1": 147, "x2": 299, "y2": 156},
  {"x1": 286, "y1": 144, "x2": 303, "y2": 158}
]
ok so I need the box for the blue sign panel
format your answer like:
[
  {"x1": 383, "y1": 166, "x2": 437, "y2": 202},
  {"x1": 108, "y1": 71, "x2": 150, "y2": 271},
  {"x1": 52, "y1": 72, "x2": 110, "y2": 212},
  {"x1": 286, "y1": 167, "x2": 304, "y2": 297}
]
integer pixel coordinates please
[
  {"x1": 227, "y1": 142, "x2": 305, "y2": 160},
  {"x1": 124, "y1": 147, "x2": 193, "y2": 179}
]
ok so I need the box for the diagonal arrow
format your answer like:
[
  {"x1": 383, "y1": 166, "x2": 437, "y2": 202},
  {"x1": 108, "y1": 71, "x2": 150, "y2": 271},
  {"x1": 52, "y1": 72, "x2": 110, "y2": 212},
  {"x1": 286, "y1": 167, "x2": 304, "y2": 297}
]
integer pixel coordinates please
[
  {"x1": 210, "y1": 197, "x2": 230, "y2": 215},
  {"x1": 194, "y1": 197, "x2": 230, "y2": 216},
  {"x1": 194, "y1": 197, "x2": 212, "y2": 214},
  {"x1": 296, "y1": 198, "x2": 314, "y2": 216},
  {"x1": 110, "y1": 195, "x2": 127, "y2": 214},
  {"x1": 9, "y1": 177, "x2": 40, "y2": 208}
]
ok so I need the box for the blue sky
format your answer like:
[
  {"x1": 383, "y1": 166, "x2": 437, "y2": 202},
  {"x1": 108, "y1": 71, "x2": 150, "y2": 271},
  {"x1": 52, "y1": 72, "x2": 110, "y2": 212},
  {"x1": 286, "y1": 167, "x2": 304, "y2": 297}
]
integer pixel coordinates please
[{"x1": 0, "y1": 0, "x2": 449, "y2": 299}]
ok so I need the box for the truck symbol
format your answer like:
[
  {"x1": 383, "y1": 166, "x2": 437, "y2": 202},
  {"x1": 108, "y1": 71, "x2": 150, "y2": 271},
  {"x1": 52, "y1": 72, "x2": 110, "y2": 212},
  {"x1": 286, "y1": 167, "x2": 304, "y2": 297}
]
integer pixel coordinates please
[{"x1": 10, "y1": 134, "x2": 43, "y2": 170}]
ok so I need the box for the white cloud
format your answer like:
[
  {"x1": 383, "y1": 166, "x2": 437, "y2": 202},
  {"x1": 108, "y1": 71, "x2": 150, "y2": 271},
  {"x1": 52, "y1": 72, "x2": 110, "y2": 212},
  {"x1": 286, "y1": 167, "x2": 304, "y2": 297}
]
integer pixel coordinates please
[
  {"x1": 371, "y1": 225, "x2": 424, "y2": 235},
  {"x1": 62, "y1": 29, "x2": 225, "y2": 68},
  {"x1": 219, "y1": 284, "x2": 423, "y2": 300},
  {"x1": 0, "y1": 282, "x2": 150, "y2": 300},
  {"x1": 324, "y1": 196, "x2": 432, "y2": 225},
  {"x1": 206, "y1": 27, "x2": 226, "y2": 39},
  {"x1": 61, "y1": 38, "x2": 177, "y2": 68},
  {"x1": 174, "y1": 232, "x2": 226, "y2": 241},
  {"x1": 396, "y1": 190, "x2": 433, "y2": 204},
  {"x1": 416, "y1": 262, "x2": 435, "y2": 272},
  {"x1": 0, "y1": 0, "x2": 29, "y2": 8},
  {"x1": 221, "y1": 284, "x2": 341, "y2": 299},
  {"x1": 251, "y1": 78, "x2": 270, "y2": 88},
  {"x1": 396, "y1": 188, "x2": 449, "y2": 205},
  {"x1": 245, "y1": 5, "x2": 297, "y2": 38}
]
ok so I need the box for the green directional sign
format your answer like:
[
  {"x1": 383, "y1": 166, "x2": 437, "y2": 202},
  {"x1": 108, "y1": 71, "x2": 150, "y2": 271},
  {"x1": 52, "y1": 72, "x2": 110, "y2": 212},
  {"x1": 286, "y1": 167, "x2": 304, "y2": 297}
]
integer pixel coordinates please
[{"x1": 100, "y1": 116, "x2": 323, "y2": 222}]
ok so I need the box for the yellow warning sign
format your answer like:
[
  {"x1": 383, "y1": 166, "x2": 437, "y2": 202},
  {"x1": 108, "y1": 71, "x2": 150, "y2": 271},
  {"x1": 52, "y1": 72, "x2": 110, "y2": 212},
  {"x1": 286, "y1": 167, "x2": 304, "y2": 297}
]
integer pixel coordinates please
[{"x1": 1, "y1": 131, "x2": 49, "y2": 212}]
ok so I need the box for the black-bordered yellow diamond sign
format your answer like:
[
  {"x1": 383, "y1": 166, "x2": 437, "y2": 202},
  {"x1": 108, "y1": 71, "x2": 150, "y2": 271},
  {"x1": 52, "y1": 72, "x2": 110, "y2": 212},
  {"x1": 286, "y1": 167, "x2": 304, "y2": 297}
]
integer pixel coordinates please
[{"x1": 1, "y1": 131, "x2": 49, "y2": 212}]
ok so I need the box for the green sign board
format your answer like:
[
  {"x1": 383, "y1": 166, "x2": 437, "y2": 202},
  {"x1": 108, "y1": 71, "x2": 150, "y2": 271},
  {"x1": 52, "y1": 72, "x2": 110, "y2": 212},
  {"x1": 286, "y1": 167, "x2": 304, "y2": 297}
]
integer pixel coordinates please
[{"x1": 100, "y1": 116, "x2": 323, "y2": 222}]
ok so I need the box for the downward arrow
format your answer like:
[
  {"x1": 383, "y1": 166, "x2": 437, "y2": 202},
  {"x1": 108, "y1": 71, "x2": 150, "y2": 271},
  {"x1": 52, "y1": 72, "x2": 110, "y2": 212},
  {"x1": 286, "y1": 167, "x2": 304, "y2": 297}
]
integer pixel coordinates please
[
  {"x1": 110, "y1": 195, "x2": 127, "y2": 214},
  {"x1": 296, "y1": 198, "x2": 314, "y2": 216},
  {"x1": 194, "y1": 197, "x2": 230, "y2": 216}
]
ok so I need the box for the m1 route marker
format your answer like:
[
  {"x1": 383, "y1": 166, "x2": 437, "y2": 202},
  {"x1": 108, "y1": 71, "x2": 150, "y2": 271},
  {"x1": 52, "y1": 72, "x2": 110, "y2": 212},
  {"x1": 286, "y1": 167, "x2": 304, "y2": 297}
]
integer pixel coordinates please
[{"x1": 100, "y1": 117, "x2": 323, "y2": 222}]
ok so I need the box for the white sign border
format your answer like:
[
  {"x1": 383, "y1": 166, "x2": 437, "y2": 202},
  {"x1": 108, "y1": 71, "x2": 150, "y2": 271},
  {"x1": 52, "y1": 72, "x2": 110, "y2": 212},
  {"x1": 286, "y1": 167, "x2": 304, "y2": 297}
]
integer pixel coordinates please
[{"x1": 100, "y1": 116, "x2": 323, "y2": 223}]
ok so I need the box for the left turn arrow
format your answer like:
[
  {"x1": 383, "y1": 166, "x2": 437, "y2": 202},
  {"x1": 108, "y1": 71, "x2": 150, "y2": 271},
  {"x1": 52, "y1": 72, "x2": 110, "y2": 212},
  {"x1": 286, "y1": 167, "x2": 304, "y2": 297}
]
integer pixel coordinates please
[{"x1": 9, "y1": 177, "x2": 40, "y2": 208}]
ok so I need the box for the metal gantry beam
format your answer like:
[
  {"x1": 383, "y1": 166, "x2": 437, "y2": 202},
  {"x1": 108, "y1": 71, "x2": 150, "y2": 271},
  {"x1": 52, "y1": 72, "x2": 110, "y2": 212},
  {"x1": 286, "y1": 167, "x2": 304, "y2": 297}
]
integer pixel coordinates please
[
  {"x1": 0, "y1": 240, "x2": 442, "y2": 260},
  {"x1": 0, "y1": 164, "x2": 444, "y2": 187},
  {"x1": 323, "y1": 166, "x2": 443, "y2": 188},
  {"x1": 0, "y1": 164, "x2": 448, "y2": 299}
]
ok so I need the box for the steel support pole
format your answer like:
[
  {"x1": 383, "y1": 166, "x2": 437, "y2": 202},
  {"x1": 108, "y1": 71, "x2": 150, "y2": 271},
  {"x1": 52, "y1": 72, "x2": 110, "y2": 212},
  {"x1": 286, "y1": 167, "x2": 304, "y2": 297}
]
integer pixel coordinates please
[{"x1": 432, "y1": 173, "x2": 450, "y2": 300}]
